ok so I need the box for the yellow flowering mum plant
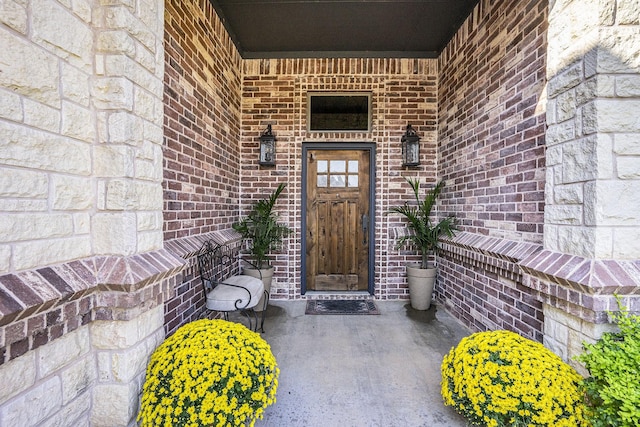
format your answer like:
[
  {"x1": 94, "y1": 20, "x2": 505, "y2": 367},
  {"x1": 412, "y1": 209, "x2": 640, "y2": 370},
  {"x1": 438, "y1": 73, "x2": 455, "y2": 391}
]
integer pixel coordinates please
[
  {"x1": 441, "y1": 330, "x2": 587, "y2": 427},
  {"x1": 138, "y1": 319, "x2": 279, "y2": 427}
]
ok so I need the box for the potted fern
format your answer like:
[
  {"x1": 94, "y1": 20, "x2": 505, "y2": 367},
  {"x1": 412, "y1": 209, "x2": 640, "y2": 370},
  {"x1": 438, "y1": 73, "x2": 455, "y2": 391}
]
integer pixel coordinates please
[
  {"x1": 390, "y1": 178, "x2": 457, "y2": 310},
  {"x1": 233, "y1": 183, "x2": 292, "y2": 311}
]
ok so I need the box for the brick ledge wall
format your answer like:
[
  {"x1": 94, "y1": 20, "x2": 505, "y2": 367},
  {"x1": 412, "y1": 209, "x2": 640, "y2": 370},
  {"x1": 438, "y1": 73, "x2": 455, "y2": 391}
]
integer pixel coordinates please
[{"x1": 0, "y1": 250, "x2": 185, "y2": 366}]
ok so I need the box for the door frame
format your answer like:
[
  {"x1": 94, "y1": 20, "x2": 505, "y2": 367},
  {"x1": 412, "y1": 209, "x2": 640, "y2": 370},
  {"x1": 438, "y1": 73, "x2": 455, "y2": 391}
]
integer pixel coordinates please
[{"x1": 301, "y1": 142, "x2": 376, "y2": 295}]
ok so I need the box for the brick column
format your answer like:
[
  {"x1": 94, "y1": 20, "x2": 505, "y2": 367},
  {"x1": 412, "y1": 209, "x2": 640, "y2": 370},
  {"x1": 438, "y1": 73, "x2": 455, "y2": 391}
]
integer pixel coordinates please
[{"x1": 523, "y1": 0, "x2": 640, "y2": 364}]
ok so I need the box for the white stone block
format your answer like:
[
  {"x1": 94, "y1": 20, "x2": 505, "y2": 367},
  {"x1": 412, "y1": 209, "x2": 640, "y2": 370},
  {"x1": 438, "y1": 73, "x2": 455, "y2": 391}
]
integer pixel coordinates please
[
  {"x1": 61, "y1": 101, "x2": 95, "y2": 142},
  {"x1": 108, "y1": 111, "x2": 142, "y2": 145},
  {"x1": 593, "y1": 180, "x2": 640, "y2": 225},
  {"x1": 134, "y1": 42, "x2": 156, "y2": 74},
  {"x1": 91, "y1": 77, "x2": 134, "y2": 111},
  {"x1": 111, "y1": 341, "x2": 150, "y2": 383},
  {"x1": 61, "y1": 354, "x2": 97, "y2": 405},
  {"x1": 616, "y1": 75, "x2": 640, "y2": 97},
  {"x1": 73, "y1": 212, "x2": 91, "y2": 234},
  {"x1": 557, "y1": 225, "x2": 595, "y2": 258},
  {"x1": 0, "y1": 376, "x2": 62, "y2": 427},
  {"x1": 39, "y1": 391, "x2": 91, "y2": 427},
  {"x1": 618, "y1": 157, "x2": 640, "y2": 179},
  {"x1": 94, "y1": 145, "x2": 134, "y2": 178},
  {"x1": 52, "y1": 174, "x2": 94, "y2": 211},
  {"x1": 133, "y1": 86, "x2": 156, "y2": 122},
  {"x1": 103, "y1": 6, "x2": 155, "y2": 51},
  {"x1": 136, "y1": 211, "x2": 161, "y2": 231},
  {"x1": 39, "y1": 327, "x2": 90, "y2": 378},
  {"x1": 598, "y1": 27, "x2": 640, "y2": 73},
  {"x1": 91, "y1": 305, "x2": 163, "y2": 351},
  {"x1": 137, "y1": 0, "x2": 161, "y2": 34},
  {"x1": 0, "y1": 213, "x2": 74, "y2": 242},
  {"x1": 553, "y1": 183, "x2": 584, "y2": 204},
  {"x1": 136, "y1": 230, "x2": 163, "y2": 253},
  {"x1": 0, "y1": 122, "x2": 91, "y2": 175},
  {"x1": 105, "y1": 179, "x2": 136, "y2": 210},
  {"x1": 547, "y1": 61, "x2": 583, "y2": 97},
  {"x1": 615, "y1": 134, "x2": 640, "y2": 155},
  {"x1": 91, "y1": 382, "x2": 138, "y2": 427},
  {"x1": 0, "y1": 168, "x2": 48, "y2": 198},
  {"x1": 0, "y1": 28, "x2": 60, "y2": 107},
  {"x1": 562, "y1": 136, "x2": 597, "y2": 182},
  {"x1": 1, "y1": 200, "x2": 48, "y2": 212},
  {"x1": 135, "y1": 181, "x2": 163, "y2": 210},
  {"x1": 144, "y1": 122, "x2": 164, "y2": 146},
  {"x1": 71, "y1": 0, "x2": 92, "y2": 24},
  {"x1": 61, "y1": 63, "x2": 90, "y2": 107},
  {"x1": 32, "y1": 0, "x2": 93, "y2": 70},
  {"x1": 596, "y1": 99, "x2": 640, "y2": 133},
  {"x1": 96, "y1": 30, "x2": 136, "y2": 56},
  {"x1": 23, "y1": 97, "x2": 60, "y2": 133},
  {"x1": 555, "y1": 88, "x2": 576, "y2": 122},
  {"x1": 0, "y1": 351, "x2": 36, "y2": 403},
  {"x1": 546, "y1": 121, "x2": 575, "y2": 145},
  {"x1": 594, "y1": 227, "x2": 614, "y2": 259},
  {"x1": 544, "y1": 205, "x2": 583, "y2": 225},
  {"x1": 0, "y1": 245, "x2": 10, "y2": 273},
  {"x1": 134, "y1": 159, "x2": 157, "y2": 181},
  {"x1": 12, "y1": 236, "x2": 91, "y2": 271},
  {"x1": 91, "y1": 213, "x2": 137, "y2": 255},
  {"x1": 94, "y1": 145, "x2": 135, "y2": 178},
  {"x1": 0, "y1": 0, "x2": 27, "y2": 33},
  {"x1": 618, "y1": 0, "x2": 640, "y2": 25},
  {"x1": 0, "y1": 88, "x2": 23, "y2": 122}
]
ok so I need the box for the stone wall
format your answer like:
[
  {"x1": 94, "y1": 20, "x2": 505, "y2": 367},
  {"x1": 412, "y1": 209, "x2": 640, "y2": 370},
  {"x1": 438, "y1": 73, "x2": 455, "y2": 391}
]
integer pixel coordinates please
[
  {"x1": 530, "y1": 0, "x2": 640, "y2": 363},
  {"x1": 435, "y1": 0, "x2": 549, "y2": 340},
  {"x1": 241, "y1": 59, "x2": 440, "y2": 300},
  {"x1": 0, "y1": 0, "x2": 182, "y2": 426}
]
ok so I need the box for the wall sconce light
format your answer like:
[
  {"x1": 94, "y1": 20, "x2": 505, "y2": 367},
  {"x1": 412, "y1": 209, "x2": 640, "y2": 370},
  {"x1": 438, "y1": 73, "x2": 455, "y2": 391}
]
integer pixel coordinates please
[
  {"x1": 401, "y1": 124, "x2": 420, "y2": 167},
  {"x1": 259, "y1": 124, "x2": 276, "y2": 166}
]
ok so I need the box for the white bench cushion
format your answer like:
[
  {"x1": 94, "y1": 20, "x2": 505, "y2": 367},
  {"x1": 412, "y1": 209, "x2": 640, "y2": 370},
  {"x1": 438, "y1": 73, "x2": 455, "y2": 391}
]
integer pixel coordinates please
[{"x1": 205, "y1": 275, "x2": 264, "y2": 312}]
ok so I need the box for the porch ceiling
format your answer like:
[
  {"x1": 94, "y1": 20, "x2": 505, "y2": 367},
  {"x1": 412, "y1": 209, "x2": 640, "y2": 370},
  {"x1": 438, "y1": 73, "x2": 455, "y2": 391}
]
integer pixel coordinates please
[{"x1": 209, "y1": 0, "x2": 480, "y2": 59}]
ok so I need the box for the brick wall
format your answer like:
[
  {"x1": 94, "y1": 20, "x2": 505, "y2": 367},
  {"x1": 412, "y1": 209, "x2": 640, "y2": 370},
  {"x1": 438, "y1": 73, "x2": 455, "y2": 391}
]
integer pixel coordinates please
[
  {"x1": 163, "y1": 0, "x2": 243, "y2": 241},
  {"x1": 241, "y1": 59, "x2": 440, "y2": 300},
  {"x1": 435, "y1": 0, "x2": 549, "y2": 341},
  {"x1": 162, "y1": 0, "x2": 245, "y2": 333}
]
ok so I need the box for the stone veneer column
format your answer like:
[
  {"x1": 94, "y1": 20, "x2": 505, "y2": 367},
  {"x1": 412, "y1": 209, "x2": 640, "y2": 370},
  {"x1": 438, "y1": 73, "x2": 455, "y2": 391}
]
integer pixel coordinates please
[
  {"x1": 0, "y1": 0, "x2": 177, "y2": 426},
  {"x1": 90, "y1": 1, "x2": 168, "y2": 425},
  {"x1": 92, "y1": 0, "x2": 165, "y2": 255},
  {"x1": 522, "y1": 0, "x2": 640, "y2": 364}
]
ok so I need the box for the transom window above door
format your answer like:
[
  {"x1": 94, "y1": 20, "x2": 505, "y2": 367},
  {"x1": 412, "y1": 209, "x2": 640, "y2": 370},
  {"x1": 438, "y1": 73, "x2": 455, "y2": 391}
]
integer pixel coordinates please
[{"x1": 316, "y1": 160, "x2": 359, "y2": 188}]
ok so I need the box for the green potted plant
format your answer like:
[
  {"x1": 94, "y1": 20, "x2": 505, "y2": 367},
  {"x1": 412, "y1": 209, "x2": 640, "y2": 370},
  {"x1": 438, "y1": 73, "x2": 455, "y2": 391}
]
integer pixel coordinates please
[
  {"x1": 389, "y1": 177, "x2": 457, "y2": 310},
  {"x1": 233, "y1": 183, "x2": 292, "y2": 310}
]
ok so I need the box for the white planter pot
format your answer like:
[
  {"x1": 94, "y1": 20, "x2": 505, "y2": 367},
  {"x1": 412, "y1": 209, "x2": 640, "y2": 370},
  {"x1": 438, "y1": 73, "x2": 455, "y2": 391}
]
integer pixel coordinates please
[
  {"x1": 406, "y1": 263, "x2": 437, "y2": 311},
  {"x1": 243, "y1": 267, "x2": 273, "y2": 312}
]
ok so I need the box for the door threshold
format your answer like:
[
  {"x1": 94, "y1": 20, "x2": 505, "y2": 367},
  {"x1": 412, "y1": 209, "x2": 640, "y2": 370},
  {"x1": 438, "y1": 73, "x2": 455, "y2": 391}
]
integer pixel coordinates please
[{"x1": 305, "y1": 291, "x2": 374, "y2": 299}]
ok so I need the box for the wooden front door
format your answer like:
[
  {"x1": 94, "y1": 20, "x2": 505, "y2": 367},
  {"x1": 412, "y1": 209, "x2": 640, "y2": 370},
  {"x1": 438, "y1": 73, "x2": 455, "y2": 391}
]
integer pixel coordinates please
[{"x1": 305, "y1": 148, "x2": 371, "y2": 292}]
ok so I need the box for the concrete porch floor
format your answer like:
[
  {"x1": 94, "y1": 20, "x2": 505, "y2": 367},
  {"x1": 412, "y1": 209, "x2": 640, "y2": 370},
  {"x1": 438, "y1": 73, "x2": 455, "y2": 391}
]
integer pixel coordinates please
[{"x1": 254, "y1": 300, "x2": 471, "y2": 427}]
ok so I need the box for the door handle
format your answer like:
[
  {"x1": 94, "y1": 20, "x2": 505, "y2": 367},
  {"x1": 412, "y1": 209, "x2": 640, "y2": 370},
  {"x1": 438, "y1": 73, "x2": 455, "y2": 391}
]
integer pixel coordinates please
[{"x1": 361, "y1": 214, "x2": 368, "y2": 245}]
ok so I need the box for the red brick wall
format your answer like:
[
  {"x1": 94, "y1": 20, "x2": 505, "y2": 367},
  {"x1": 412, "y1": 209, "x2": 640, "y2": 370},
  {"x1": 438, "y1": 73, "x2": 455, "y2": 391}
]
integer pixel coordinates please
[
  {"x1": 436, "y1": 0, "x2": 548, "y2": 341},
  {"x1": 163, "y1": 0, "x2": 244, "y2": 334},
  {"x1": 240, "y1": 59, "x2": 440, "y2": 300},
  {"x1": 164, "y1": 0, "x2": 243, "y2": 241}
]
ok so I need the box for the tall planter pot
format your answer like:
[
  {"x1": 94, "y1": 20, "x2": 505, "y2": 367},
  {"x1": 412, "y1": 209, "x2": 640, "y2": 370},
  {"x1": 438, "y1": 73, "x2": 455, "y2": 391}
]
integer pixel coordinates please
[
  {"x1": 243, "y1": 267, "x2": 273, "y2": 312},
  {"x1": 406, "y1": 263, "x2": 437, "y2": 310}
]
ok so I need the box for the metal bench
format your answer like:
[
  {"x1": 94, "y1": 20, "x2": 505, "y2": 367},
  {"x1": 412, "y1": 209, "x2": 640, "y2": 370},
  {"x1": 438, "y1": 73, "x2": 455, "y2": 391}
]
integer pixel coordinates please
[{"x1": 197, "y1": 239, "x2": 268, "y2": 332}]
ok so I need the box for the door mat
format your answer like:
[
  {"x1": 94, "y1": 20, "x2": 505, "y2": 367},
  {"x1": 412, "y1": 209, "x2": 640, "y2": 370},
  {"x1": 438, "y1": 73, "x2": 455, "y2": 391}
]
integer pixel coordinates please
[{"x1": 305, "y1": 299, "x2": 379, "y2": 315}]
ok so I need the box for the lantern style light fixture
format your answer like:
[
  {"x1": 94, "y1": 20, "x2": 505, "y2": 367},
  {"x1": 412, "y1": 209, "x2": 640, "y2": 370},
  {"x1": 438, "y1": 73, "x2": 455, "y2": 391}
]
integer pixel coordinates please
[
  {"x1": 401, "y1": 124, "x2": 420, "y2": 167},
  {"x1": 259, "y1": 124, "x2": 276, "y2": 166}
]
